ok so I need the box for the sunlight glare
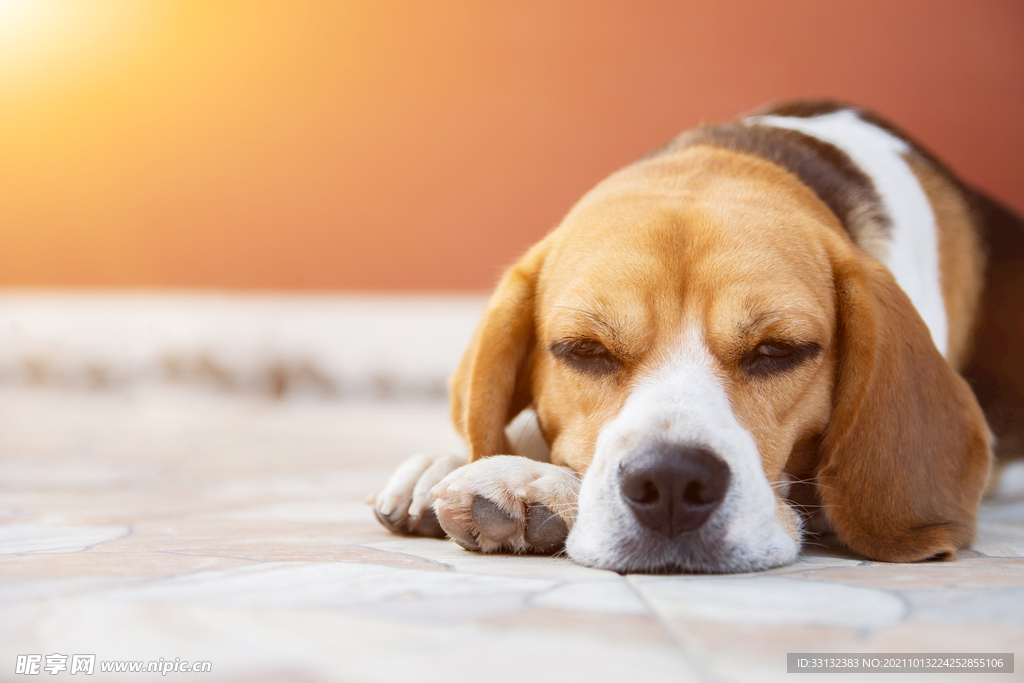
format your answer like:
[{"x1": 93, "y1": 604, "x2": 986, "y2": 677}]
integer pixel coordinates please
[
  {"x1": 0, "y1": 0, "x2": 51, "y2": 51},
  {"x1": 0, "y1": 0, "x2": 166, "y2": 93}
]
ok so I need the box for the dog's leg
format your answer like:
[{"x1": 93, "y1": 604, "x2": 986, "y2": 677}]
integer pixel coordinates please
[
  {"x1": 369, "y1": 452, "x2": 465, "y2": 537},
  {"x1": 430, "y1": 455, "x2": 581, "y2": 554}
]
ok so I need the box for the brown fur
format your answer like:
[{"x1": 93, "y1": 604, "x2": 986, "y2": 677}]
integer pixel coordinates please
[
  {"x1": 963, "y1": 194, "x2": 1024, "y2": 463},
  {"x1": 816, "y1": 240, "x2": 990, "y2": 561},
  {"x1": 449, "y1": 110, "x2": 998, "y2": 564},
  {"x1": 449, "y1": 244, "x2": 542, "y2": 459}
]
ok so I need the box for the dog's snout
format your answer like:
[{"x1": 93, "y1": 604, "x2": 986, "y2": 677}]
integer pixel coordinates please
[{"x1": 618, "y1": 444, "x2": 731, "y2": 538}]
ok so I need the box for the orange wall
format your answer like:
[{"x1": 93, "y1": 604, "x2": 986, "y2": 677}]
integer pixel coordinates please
[{"x1": 1, "y1": 0, "x2": 1022, "y2": 290}]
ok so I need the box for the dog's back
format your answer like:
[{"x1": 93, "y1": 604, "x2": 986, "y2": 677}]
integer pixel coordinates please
[{"x1": 964, "y1": 192, "x2": 1024, "y2": 462}]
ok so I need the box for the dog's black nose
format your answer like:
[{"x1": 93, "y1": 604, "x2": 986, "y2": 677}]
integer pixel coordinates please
[{"x1": 618, "y1": 444, "x2": 731, "y2": 538}]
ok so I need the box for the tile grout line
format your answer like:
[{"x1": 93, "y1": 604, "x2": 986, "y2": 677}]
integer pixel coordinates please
[{"x1": 622, "y1": 576, "x2": 726, "y2": 683}]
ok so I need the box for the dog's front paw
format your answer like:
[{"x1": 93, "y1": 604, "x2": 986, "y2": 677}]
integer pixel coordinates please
[
  {"x1": 430, "y1": 455, "x2": 580, "y2": 554},
  {"x1": 370, "y1": 452, "x2": 465, "y2": 537}
]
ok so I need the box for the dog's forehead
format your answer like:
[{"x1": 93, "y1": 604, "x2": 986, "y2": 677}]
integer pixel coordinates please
[{"x1": 538, "y1": 147, "x2": 837, "y2": 336}]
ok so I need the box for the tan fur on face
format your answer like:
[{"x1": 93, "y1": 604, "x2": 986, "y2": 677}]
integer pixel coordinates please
[
  {"x1": 456, "y1": 145, "x2": 843, "y2": 509},
  {"x1": 450, "y1": 140, "x2": 991, "y2": 564}
]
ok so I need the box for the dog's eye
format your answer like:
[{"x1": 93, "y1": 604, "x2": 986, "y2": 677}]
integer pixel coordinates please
[
  {"x1": 743, "y1": 341, "x2": 820, "y2": 377},
  {"x1": 570, "y1": 340, "x2": 606, "y2": 358},
  {"x1": 550, "y1": 338, "x2": 621, "y2": 376},
  {"x1": 757, "y1": 343, "x2": 792, "y2": 358}
]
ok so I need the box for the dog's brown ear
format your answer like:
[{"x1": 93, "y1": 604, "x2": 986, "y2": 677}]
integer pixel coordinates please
[
  {"x1": 450, "y1": 244, "x2": 546, "y2": 461},
  {"x1": 818, "y1": 248, "x2": 991, "y2": 562}
]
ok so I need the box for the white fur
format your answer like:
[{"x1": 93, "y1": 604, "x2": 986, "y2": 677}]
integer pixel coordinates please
[
  {"x1": 431, "y1": 455, "x2": 581, "y2": 553},
  {"x1": 566, "y1": 324, "x2": 799, "y2": 573},
  {"x1": 749, "y1": 110, "x2": 949, "y2": 357},
  {"x1": 372, "y1": 452, "x2": 464, "y2": 518}
]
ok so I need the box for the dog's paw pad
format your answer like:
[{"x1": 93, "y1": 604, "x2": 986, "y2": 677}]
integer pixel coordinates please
[
  {"x1": 471, "y1": 496, "x2": 518, "y2": 543},
  {"x1": 525, "y1": 504, "x2": 568, "y2": 553}
]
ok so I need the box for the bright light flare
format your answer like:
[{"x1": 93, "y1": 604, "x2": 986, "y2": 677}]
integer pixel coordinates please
[{"x1": 0, "y1": 0, "x2": 166, "y2": 93}]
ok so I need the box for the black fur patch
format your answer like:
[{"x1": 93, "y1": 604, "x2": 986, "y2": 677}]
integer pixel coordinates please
[{"x1": 678, "y1": 118, "x2": 890, "y2": 238}]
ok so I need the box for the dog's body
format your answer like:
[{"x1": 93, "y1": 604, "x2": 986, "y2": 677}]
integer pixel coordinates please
[{"x1": 372, "y1": 101, "x2": 1024, "y2": 573}]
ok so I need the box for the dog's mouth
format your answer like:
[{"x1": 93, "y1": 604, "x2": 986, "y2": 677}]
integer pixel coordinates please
[
  {"x1": 566, "y1": 511, "x2": 800, "y2": 574},
  {"x1": 587, "y1": 517, "x2": 742, "y2": 574},
  {"x1": 564, "y1": 441, "x2": 801, "y2": 574},
  {"x1": 566, "y1": 501, "x2": 796, "y2": 575}
]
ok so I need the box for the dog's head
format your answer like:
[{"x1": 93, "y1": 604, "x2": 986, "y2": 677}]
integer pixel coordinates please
[{"x1": 450, "y1": 143, "x2": 991, "y2": 573}]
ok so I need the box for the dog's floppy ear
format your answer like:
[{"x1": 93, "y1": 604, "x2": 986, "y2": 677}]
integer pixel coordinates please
[
  {"x1": 450, "y1": 244, "x2": 546, "y2": 461},
  {"x1": 818, "y1": 247, "x2": 991, "y2": 562}
]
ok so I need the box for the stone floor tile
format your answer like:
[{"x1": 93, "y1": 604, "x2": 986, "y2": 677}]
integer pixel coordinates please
[
  {"x1": 95, "y1": 518, "x2": 392, "y2": 561},
  {"x1": 974, "y1": 520, "x2": 1024, "y2": 558},
  {"x1": 1, "y1": 388, "x2": 1021, "y2": 682},
  {"x1": 779, "y1": 557, "x2": 1024, "y2": 589},
  {"x1": 0, "y1": 524, "x2": 130, "y2": 554},
  {"x1": 866, "y1": 622, "x2": 1024, "y2": 653},
  {"x1": 902, "y1": 587, "x2": 1024, "y2": 626},
  {"x1": 0, "y1": 491, "x2": 211, "y2": 529},
  {"x1": 0, "y1": 551, "x2": 256, "y2": 580},
  {"x1": 476, "y1": 608, "x2": 678, "y2": 646},
  {"x1": 363, "y1": 537, "x2": 624, "y2": 581},
  {"x1": 760, "y1": 541, "x2": 866, "y2": 576},
  {"x1": 1, "y1": 598, "x2": 702, "y2": 683},
  {"x1": 530, "y1": 579, "x2": 652, "y2": 615},
  {"x1": 200, "y1": 500, "x2": 377, "y2": 523},
  {"x1": 0, "y1": 577, "x2": 151, "y2": 606},
  {"x1": 655, "y1": 621, "x2": 866, "y2": 683},
  {"x1": 628, "y1": 575, "x2": 906, "y2": 629},
  {"x1": 106, "y1": 561, "x2": 558, "y2": 610},
  {"x1": 202, "y1": 470, "x2": 392, "y2": 505}
]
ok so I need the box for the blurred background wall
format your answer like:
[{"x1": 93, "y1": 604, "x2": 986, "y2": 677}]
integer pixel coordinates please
[{"x1": 1, "y1": 0, "x2": 1022, "y2": 291}]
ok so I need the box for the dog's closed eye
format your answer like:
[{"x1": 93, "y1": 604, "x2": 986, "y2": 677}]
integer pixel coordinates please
[
  {"x1": 741, "y1": 341, "x2": 821, "y2": 378},
  {"x1": 550, "y1": 338, "x2": 622, "y2": 377}
]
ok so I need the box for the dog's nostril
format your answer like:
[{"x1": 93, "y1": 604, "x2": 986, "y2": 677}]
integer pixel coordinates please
[
  {"x1": 683, "y1": 481, "x2": 703, "y2": 505},
  {"x1": 623, "y1": 479, "x2": 660, "y2": 505},
  {"x1": 639, "y1": 481, "x2": 659, "y2": 504},
  {"x1": 618, "y1": 444, "x2": 731, "y2": 538}
]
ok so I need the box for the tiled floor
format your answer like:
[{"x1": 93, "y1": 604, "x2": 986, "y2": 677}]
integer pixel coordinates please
[{"x1": 0, "y1": 387, "x2": 1021, "y2": 683}]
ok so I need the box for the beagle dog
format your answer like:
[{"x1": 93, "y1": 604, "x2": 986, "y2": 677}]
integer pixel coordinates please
[{"x1": 371, "y1": 100, "x2": 1024, "y2": 573}]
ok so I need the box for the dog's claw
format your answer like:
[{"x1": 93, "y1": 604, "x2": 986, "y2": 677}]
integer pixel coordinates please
[
  {"x1": 452, "y1": 536, "x2": 481, "y2": 551},
  {"x1": 373, "y1": 508, "x2": 405, "y2": 535},
  {"x1": 411, "y1": 507, "x2": 446, "y2": 538},
  {"x1": 525, "y1": 504, "x2": 568, "y2": 553},
  {"x1": 370, "y1": 452, "x2": 466, "y2": 539},
  {"x1": 374, "y1": 501, "x2": 447, "y2": 538}
]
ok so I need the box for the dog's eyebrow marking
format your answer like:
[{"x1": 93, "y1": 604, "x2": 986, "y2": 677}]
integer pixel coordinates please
[
  {"x1": 547, "y1": 304, "x2": 651, "y2": 369},
  {"x1": 737, "y1": 307, "x2": 828, "y2": 341},
  {"x1": 548, "y1": 304, "x2": 643, "y2": 351},
  {"x1": 721, "y1": 303, "x2": 827, "y2": 348},
  {"x1": 552, "y1": 305, "x2": 621, "y2": 337}
]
